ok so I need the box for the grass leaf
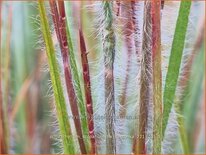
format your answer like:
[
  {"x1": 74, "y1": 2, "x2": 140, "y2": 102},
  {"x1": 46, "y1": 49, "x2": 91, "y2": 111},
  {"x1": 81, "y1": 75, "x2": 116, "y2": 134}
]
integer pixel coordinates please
[
  {"x1": 38, "y1": 1, "x2": 75, "y2": 153},
  {"x1": 64, "y1": 5, "x2": 90, "y2": 151},
  {"x1": 162, "y1": 0, "x2": 191, "y2": 138}
]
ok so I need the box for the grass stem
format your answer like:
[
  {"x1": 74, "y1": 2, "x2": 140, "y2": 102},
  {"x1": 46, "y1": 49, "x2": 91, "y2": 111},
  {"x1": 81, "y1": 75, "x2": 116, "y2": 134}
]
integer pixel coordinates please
[
  {"x1": 102, "y1": 1, "x2": 116, "y2": 154},
  {"x1": 79, "y1": 29, "x2": 96, "y2": 154},
  {"x1": 162, "y1": 0, "x2": 191, "y2": 138},
  {"x1": 38, "y1": 1, "x2": 75, "y2": 153},
  {"x1": 151, "y1": 0, "x2": 162, "y2": 153},
  {"x1": 49, "y1": 1, "x2": 87, "y2": 153},
  {"x1": 134, "y1": 1, "x2": 152, "y2": 154}
]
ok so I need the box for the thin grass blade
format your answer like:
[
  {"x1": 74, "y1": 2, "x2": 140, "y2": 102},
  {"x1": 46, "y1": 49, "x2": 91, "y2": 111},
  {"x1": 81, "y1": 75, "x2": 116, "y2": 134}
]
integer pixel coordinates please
[
  {"x1": 38, "y1": 1, "x2": 75, "y2": 153},
  {"x1": 162, "y1": 0, "x2": 192, "y2": 138},
  {"x1": 49, "y1": 1, "x2": 87, "y2": 153}
]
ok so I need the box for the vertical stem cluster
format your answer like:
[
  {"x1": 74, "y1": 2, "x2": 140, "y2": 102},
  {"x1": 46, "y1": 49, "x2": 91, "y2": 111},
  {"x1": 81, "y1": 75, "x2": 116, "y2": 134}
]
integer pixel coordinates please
[
  {"x1": 79, "y1": 29, "x2": 96, "y2": 154},
  {"x1": 38, "y1": 1, "x2": 74, "y2": 153},
  {"x1": 49, "y1": 0, "x2": 87, "y2": 153},
  {"x1": 134, "y1": 0, "x2": 152, "y2": 154},
  {"x1": 65, "y1": 11, "x2": 89, "y2": 153},
  {"x1": 151, "y1": 0, "x2": 162, "y2": 153},
  {"x1": 102, "y1": 1, "x2": 116, "y2": 154}
]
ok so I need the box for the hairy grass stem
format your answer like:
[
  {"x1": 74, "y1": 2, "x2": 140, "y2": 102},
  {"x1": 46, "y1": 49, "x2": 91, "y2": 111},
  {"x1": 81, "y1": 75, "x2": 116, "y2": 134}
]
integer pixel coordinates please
[
  {"x1": 79, "y1": 29, "x2": 96, "y2": 154},
  {"x1": 134, "y1": 1, "x2": 152, "y2": 154},
  {"x1": 49, "y1": 1, "x2": 87, "y2": 153},
  {"x1": 151, "y1": 0, "x2": 162, "y2": 153},
  {"x1": 162, "y1": 0, "x2": 192, "y2": 138},
  {"x1": 102, "y1": 1, "x2": 116, "y2": 154},
  {"x1": 38, "y1": 1, "x2": 75, "y2": 153}
]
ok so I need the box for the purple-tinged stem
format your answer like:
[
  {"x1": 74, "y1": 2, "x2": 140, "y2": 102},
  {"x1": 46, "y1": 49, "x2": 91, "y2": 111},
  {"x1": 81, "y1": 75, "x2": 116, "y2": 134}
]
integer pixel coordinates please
[
  {"x1": 79, "y1": 29, "x2": 96, "y2": 154},
  {"x1": 49, "y1": 0, "x2": 87, "y2": 153}
]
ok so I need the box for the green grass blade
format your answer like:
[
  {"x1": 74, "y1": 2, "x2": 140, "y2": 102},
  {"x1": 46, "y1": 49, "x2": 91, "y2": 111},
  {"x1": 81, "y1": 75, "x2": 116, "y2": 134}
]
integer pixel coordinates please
[
  {"x1": 66, "y1": 21, "x2": 90, "y2": 150},
  {"x1": 162, "y1": 0, "x2": 191, "y2": 138},
  {"x1": 38, "y1": 1, "x2": 75, "y2": 153},
  {"x1": 151, "y1": 0, "x2": 162, "y2": 153},
  {"x1": 64, "y1": 3, "x2": 89, "y2": 151}
]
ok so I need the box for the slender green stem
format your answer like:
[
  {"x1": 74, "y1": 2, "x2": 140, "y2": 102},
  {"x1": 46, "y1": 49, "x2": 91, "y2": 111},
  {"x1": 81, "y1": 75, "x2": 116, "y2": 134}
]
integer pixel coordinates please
[
  {"x1": 64, "y1": 8, "x2": 90, "y2": 152},
  {"x1": 38, "y1": 1, "x2": 75, "y2": 153},
  {"x1": 49, "y1": 1, "x2": 87, "y2": 153},
  {"x1": 151, "y1": 0, "x2": 162, "y2": 153},
  {"x1": 162, "y1": 0, "x2": 191, "y2": 138},
  {"x1": 58, "y1": 1, "x2": 87, "y2": 153}
]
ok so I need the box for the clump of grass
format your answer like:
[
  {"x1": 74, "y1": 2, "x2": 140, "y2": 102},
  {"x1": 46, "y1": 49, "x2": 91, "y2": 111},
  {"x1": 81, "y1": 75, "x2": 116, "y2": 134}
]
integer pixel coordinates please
[{"x1": 0, "y1": 0, "x2": 204, "y2": 154}]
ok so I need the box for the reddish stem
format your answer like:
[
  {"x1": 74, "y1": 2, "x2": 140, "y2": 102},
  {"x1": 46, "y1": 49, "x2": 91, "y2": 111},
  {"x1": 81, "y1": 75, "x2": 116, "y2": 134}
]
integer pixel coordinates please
[
  {"x1": 49, "y1": 0, "x2": 87, "y2": 153},
  {"x1": 151, "y1": 0, "x2": 162, "y2": 153},
  {"x1": 119, "y1": 1, "x2": 134, "y2": 118},
  {"x1": 79, "y1": 29, "x2": 96, "y2": 154},
  {"x1": 133, "y1": 1, "x2": 152, "y2": 154}
]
